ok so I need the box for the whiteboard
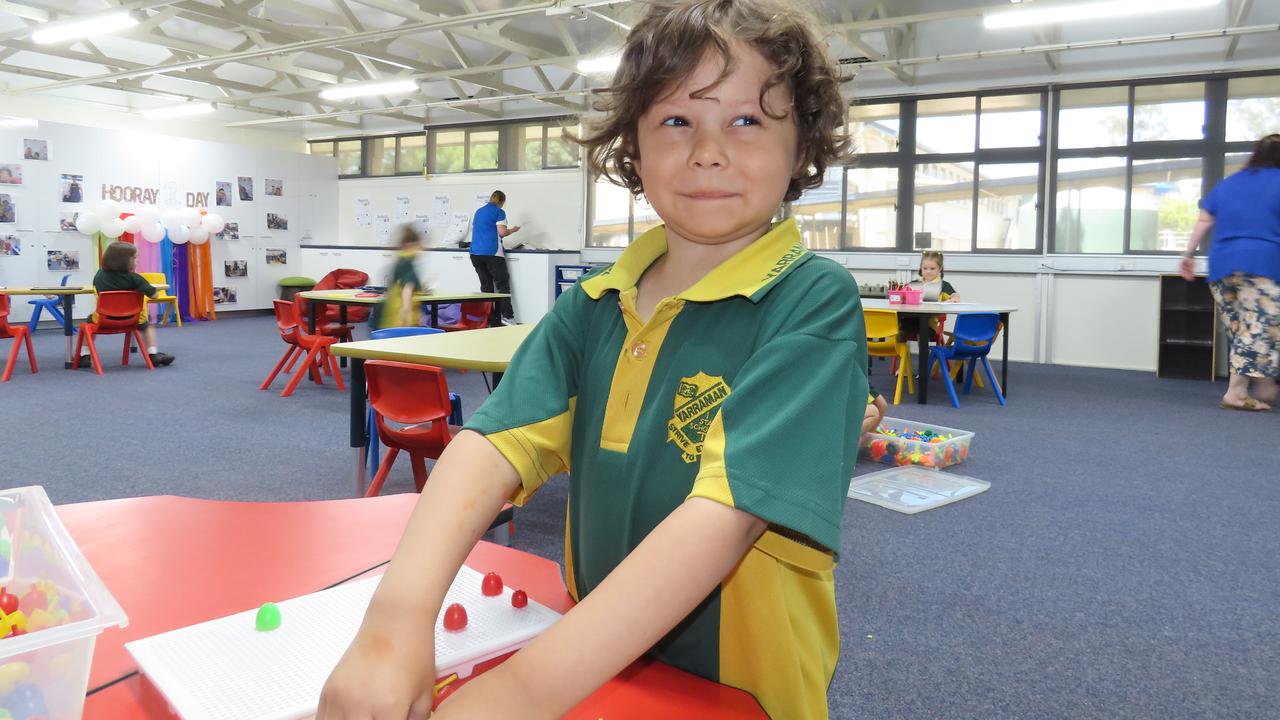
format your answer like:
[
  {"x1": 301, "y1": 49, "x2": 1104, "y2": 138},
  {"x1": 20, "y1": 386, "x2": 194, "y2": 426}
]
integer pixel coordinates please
[{"x1": 336, "y1": 170, "x2": 584, "y2": 251}]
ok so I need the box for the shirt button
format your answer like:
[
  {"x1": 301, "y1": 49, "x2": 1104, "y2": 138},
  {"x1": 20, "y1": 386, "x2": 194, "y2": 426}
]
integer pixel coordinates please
[{"x1": 632, "y1": 342, "x2": 647, "y2": 359}]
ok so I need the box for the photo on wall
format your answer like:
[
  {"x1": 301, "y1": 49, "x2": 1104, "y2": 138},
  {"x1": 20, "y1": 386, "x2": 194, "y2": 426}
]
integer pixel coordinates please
[
  {"x1": 213, "y1": 286, "x2": 238, "y2": 304},
  {"x1": 47, "y1": 249, "x2": 79, "y2": 271},
  {"x1": 0, "y1": 164, "x2": 22, "y2": 185},
  {"x1": 264, "y1": 178, "x2": 283, "y2": 196},
  {"x1": 0, "y1": 193, "x2": 14, "y2": 224},
  {"x1": 23, "y1": 139, "x2": 48, "y2": 161},
  {"x1": 58, "y1": 212, "x2": 79, "y2": 231},
  {"x1": 216, "y1": 181, "x2": 233, "y2": 207},
  {"x1": 224, "y1": 259, "x2": 248, "y2": 277},
  {"x1": 60, "y1": 174, "x2": 84, "y2": 203},
  {"x1": 237, "y1": 176, "x2": 253, "y2": 201},
  {"x1": 217, "y1": 222, "x2": 239, "y2": 240},
  {"x1": 1, "y1": 235, "x2": 19, "y2": 256},
  {"x1": 265, "y1": 248, "x2": 287, "y2": 265},
  {"x1": 266, "y1": 213, "x2": 288, "y2": 231}
]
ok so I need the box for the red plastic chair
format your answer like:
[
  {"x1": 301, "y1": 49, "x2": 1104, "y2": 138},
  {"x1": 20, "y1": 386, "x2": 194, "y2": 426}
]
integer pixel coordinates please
[
  {"x1": 74, "y1": 291, "x2": 153, "y2": 375},
  {"x1": 439, "y1": 302, "x2": 493, "y2": 332},
  {"x1": 364, "y1": 360, "x2": 456, "y2": 497},
  {"x1": 279, "y1": 298, "x2": 345, "y2": 397},
  {"x1": 261, "y1": 300, "x2": 308, "y2": 391},
  {"x1": 1, "y1": 295, "x2": 38, "y2": 382}
]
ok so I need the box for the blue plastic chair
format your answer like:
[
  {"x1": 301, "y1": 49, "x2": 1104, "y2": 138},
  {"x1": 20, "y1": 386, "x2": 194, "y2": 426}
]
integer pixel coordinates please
[
  {"x1": 927, "y1": 313, "x2": 1006, "y2": 409},
  {"x1": 27, "y1": 274, "x2": 75, "y2": 333},
  {"x1": 366, "y1": 326, "x2": 462, "y2": 477}
]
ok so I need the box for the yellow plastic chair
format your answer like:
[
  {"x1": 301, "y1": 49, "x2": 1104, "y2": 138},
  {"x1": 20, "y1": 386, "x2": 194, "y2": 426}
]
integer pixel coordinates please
[
  {"x1": 864, "y1": 308, "x2": 914, "y2": 404},
  {"x1": 140, "y1": 272, "x2": 181, "y2": 327}
]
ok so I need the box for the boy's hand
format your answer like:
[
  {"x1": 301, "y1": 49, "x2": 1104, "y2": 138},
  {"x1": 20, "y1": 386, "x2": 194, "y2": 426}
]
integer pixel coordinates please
[{"x1": 318, "y1": 618, "x2": 437, "y2": 720}]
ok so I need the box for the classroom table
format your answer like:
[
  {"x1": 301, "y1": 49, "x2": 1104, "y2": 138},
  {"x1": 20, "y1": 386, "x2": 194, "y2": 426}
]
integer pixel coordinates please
[
  {"x1": 861, "y1": 298, "x2": 1018, "y2": 405},
  {"x1": 297, "y1": 289, "x2": 511, "y2": 333},
  {"x1": 60, "y1": 494, "x2": 764, "y2": 719},
  {"x1": 331, "y1": 323, "x2": 534, "y2": 496},
  {"x1": 0, "y1": 285, "x2": 96, "y2": 368}
]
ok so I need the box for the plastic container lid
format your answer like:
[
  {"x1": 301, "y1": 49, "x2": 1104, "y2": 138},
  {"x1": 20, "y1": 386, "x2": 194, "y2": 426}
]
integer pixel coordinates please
[{"x1": 847, "y1": 466, "x2": 989, "y2": 514}]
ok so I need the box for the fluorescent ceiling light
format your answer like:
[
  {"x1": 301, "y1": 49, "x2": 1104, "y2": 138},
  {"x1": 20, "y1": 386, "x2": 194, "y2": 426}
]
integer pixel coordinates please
[
  {"x1": 0, "y1": 116, "x2": 38, "y2": 128},
  {"x1": 576, "y1": 54, "x2": 620, "y2": 75},
  {"x1": 32, "y1": 12, "x2": 139, "y2": 44},
  {"x1": 985, "y1": 0, "x2": 1219, "y2": 29},
  {"x1": 319, "y1": 79, "x2": 419, "y2": 101},
  {"x1": 142, "y1": 103, "x2": 216, "y2": 120}
]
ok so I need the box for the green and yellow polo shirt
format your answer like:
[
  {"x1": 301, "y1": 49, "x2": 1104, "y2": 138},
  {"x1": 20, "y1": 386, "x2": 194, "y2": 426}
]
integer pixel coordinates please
[{"x1": 464, "y1": 218, "x2": 868, "y2": 720}]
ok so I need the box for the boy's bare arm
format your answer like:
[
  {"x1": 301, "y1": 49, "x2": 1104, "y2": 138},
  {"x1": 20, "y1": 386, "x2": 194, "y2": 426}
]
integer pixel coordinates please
[{"x1": 434, "y1": 497, "x2": 768, "y2": 719}]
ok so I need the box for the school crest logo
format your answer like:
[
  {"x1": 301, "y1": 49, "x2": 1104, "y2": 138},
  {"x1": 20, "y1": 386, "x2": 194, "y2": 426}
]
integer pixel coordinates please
[{"x1": 667, "y1": 372, "x2": 731, "y2": 464}]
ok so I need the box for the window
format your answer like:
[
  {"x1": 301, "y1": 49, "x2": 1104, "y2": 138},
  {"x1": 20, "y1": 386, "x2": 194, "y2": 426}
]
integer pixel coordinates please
[
  {"x1": 467, "y1": 130, "x2": 499, "y2": 170},
  {"x1": 849, "y1": 103, "x2": 900, "y2": 155},
  {"x1": 916, "y1": 97, "x2": 976, "y2": 154},
  {"x1": 336, "y1": 140, "x2": 362, "y2": 176},
  {"x1": 1054, "y1": 157, "x2": 1127, "y2": 254},
  {"x1": 1129, "y1": 158, "x2": 1202, "y2": 253},
  {"x1": 433, "y1": 130, "x2": 465, "y2": 174},
  {"x1": 791, "y1": 167, "x2": 843, "y2": 250},
  {"x1": 632, "y1": 193, "x2": 661, "y2": 239},
  {"x1": 980, "y1": 94, "x2": 1041, "y2": 149},
  {"x1": 1059, "y1": 87, "x2": 1129, "y2": 149},
  {"x1": 844, "y1": 166, "x2": 897, "y2": 249},
  {"x1": 914, "y1": 162, "x2": 974, "y2": 250},
  {"x1": 517, "y1": 124, "x2": 544, "y2": 170},
  {"x1": 546, "y1": 125, "x2": 579, "y2": 167},
  {"x1": 368, "y1": 137, "x2": 396, "y2": 176},
  {"x1": 590, "y1": 177, "x2": 631, "y2": 248},
  {"x1": 308, "y1": 140, "x2": 335, "y2": 156},
  {"x1": 1227, "y1": 76, "x2": 1280, "y2": 143},
  {"x1": 1133, "y1": 83, "x2": 1204, "y2": 142},
  {"x1": 976, "y1": 163, "x2": 1039, "y2": 251},
  {"x1": 397, "y1": 134, "x2": 426, "y2": 174}
]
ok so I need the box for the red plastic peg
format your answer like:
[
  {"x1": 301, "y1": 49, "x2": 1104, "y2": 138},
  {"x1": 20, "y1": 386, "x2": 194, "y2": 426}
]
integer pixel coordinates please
[
  {"x1": 0, "y1": 588, "x2": 18, "y2": 616},
  {"x1": 511, "y1": 590, "x2": 528, "y2": 609},
  {"x1": 442, "y1": 603, "x2": 468, "y2": 632},
  {"x1": 481, "y1": 572, "x2": 503, "y2": 597}
]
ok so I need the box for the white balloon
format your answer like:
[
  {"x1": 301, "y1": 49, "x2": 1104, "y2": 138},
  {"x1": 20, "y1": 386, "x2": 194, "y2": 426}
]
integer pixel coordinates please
[
  {"x1": 201, "y1": 212, "x2": 225, "y2": 235},
  {"x1": 122, "y1": 215, "x2": 141, "y2": 234},
  {"x1": 75, "y1": 213, "x2": 101, "y2": 236},
  {"x1": 180, "y1": 208, "x2": 202, "y2": 229},
  {"x1": 161, "y1": 210, "x2": 184, "y2": 231},
  {"x1": 189, "y1": 225, "x2": 210, "y2": 244},
  {"x1": 101, "y1": 217, "x2": 126, "y2": 239},
  {"x1": 170, "y1": 225, "x2": 191, "y2": 244},
  {"x1": 96, "y1": 201, "x2": 121, "y2": 222},
  {"x1": 136, "y1": 208, "x2": 159, "y2": 227},
  {"x1": 141, "y1": 222, "x2": 165, "y2": 243}
]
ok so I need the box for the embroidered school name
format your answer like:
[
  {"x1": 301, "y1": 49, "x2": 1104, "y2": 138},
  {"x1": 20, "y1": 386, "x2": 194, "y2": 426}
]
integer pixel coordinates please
[
  {"x1": 674, "y1": 383, "x2": 729, "y2": 424},
  {"x1": 760, "y1": 242, "x2": 807, "y2": 283}
]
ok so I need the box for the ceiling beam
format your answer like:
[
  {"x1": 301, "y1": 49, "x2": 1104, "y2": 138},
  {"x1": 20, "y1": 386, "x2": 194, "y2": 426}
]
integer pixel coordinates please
[{"x1": 1225, "y1": 0, "x2": 1255, "y2": 60}]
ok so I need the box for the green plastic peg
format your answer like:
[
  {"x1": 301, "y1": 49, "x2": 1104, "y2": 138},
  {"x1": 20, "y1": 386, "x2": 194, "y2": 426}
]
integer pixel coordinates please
[{"x1": 255, "y1": 602, "x2": 282, "y2": 632}]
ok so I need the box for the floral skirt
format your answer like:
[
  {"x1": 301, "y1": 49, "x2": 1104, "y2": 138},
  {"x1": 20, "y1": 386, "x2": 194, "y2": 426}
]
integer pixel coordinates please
[{"x1": 1210, "y1": 272, "x2": 1280, "y2": 377}]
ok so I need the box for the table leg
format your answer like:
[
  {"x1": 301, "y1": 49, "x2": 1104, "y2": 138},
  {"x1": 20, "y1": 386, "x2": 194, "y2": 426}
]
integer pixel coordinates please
[
  {"x1": 62, "y1": 294, "x2": 75, "y2": 369},
  {"x1": 916, "y1": 314, "x2": 930, "y2": 405},
  {"x1": 350, "y1": 358, "x2": 368, "y2": 497},
  {"x1": 308, "y1": 301, "x2": 318, "y2": 335},
  {"x1": 1000, "y1": 312, "x2": 1010, "y2": 396},
  {"x1": 430, "y1": 303, "x2": 439, "y2": 328},
  {"x1": 492, "y1": 371, "x2": 504, "y2": 389},
  {"x1": 338, "y1": 305, "x2": 348, "y2": 368}
]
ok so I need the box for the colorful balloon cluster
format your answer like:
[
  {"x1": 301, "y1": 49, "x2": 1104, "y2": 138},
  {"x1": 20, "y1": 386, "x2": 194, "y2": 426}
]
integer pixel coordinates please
[
  {"x1": 863, "y1": 426, "x2": 969, "y2": 468},
  {"x1": 77, "y1": 202, "x2": 225, "y2": 246}
]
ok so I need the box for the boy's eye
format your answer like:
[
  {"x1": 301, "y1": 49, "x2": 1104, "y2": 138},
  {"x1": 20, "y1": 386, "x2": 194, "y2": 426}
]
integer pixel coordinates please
[
  {"x1": 730, "y1": 115, "x2": 761, "y2": 127},
  {"x1": 660, "y1": 116, "x2": 689, "y2": 127}
]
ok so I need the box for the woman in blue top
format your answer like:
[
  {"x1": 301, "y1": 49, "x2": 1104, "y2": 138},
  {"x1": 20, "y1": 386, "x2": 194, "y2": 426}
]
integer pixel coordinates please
[{"x1": 1181, "y1": 134, "x2": 1280, "y2": 411}]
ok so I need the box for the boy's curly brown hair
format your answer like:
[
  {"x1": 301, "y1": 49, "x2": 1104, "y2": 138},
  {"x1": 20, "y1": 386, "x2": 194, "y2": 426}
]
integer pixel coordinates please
[{"x1": 576, "y1": 0, "x2": 851, "y2": 203}]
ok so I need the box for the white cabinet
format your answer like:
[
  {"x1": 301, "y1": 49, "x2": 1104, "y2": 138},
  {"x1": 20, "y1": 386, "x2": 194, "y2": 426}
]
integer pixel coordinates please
[{"x1": 421, "y1": 250, "x2": 580, "y2": 323}]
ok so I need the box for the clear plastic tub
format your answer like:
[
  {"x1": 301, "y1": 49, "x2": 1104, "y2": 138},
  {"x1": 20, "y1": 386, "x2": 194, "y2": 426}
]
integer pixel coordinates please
[
  {"x1": 861, "y1": 417, "x2": 974, "y2": 468},
  {"x1": 0, "y1": 486, "x2": 127, "y2": 718}
]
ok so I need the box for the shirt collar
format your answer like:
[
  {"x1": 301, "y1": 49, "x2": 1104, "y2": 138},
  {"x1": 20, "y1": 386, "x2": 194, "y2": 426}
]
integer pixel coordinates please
[{"x1": 580, "y1": 218, "x2": 811, "y2": 303}]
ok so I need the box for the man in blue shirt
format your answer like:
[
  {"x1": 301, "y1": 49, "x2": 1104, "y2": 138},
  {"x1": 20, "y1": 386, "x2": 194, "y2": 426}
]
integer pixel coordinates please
[{"x1": 471, "y1": 190, "x2": 521, "y2": 324}]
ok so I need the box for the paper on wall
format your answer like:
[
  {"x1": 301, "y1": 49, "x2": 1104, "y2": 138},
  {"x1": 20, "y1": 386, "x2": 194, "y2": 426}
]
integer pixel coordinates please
[
  {"x1": 375, "y1": 214, "x2": 391, "y2": 244},
  {"x1": 355, "y1": 198, "x2": 372, "y2": 228},
  {"x1": 394, "y1": 195, "x2": 412, "y2": 223},
  {"x1": 432, "y1": 194, "x2": 449, "y2": 226},
  {"x1": 474, "y1": 192, "x2": 490, "y2": 208}
]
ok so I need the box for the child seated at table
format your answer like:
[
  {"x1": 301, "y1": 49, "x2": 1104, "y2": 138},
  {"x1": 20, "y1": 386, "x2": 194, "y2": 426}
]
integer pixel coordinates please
[
  {"x1": 319, "y1": 2, "x2": 866, "y2": 719},
  {"x1": 899, "y1": 250, "x2": 960, "y2": 343},
  {"x1": 80, "y1": 241, "x2": 174, "y2": 367}
]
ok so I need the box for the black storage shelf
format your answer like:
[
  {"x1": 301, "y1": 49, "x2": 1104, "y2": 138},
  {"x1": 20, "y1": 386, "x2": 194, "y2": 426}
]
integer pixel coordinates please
[{"x1": 1157, "y1": 275, "x2": 1219, "y2": 380}]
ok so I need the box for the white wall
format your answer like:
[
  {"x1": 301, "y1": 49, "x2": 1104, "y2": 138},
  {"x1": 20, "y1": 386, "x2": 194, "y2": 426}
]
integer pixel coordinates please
[{"x1": 0, "y1": 118, "x2": 337, "y2": 321}]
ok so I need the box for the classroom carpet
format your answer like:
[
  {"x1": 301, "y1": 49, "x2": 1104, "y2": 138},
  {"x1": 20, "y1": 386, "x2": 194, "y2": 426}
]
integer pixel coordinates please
[{"x1": 3, "y1": 315, "x2": 1275, "y2": 720}]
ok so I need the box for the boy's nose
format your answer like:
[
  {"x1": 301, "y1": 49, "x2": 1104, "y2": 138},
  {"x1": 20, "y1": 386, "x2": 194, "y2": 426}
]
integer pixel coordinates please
[{"x1": 688, "y1": 133, "x2": 728, "y2": 169}]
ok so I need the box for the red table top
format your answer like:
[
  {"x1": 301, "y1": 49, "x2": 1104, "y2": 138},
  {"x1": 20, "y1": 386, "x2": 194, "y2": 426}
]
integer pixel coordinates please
[{"x1": 58, "y1": 494, "x2": 765, "y2": 719}]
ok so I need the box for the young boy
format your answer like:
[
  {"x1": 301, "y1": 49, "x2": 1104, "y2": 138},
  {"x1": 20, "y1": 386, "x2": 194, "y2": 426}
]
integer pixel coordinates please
[
  {"x1": 319, "y1": 2, "x2": 866, "y2": 718},
  {"x1": 84, "y1": 241, "x2": 174, "y2": 367}
]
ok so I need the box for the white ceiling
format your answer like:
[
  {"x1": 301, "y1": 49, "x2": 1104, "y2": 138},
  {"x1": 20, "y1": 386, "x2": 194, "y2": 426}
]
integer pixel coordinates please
[{"x1": 0, "y1": 0, "x2": 1276, "y2": 139}]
